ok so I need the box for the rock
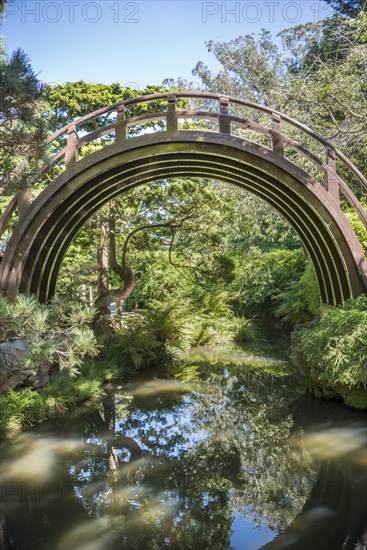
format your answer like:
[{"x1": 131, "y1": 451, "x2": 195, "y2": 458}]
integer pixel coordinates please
[
  {"x1": 0, "y1": 339, "x2": 51, "y2": 393},
  {"x1": 0, "y1": 339, "x2": 28, "y2": 366},
  {"x1": 25, "y1": 363, "x2": 51, "y2": 389}
]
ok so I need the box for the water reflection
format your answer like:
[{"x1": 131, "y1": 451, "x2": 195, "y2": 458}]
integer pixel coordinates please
[
  {"x1": 299, "y1": 425, "x2": 367, "y2": 460},
  {"x1": 265, "y1": 398, "x2": 367, "y2": 550},
  {"x1": 1, "y1": 435, "x2": 84, "y2": 483},
  {"x1": 0, "y1": 347, "x2": 366, "y2": 549}
]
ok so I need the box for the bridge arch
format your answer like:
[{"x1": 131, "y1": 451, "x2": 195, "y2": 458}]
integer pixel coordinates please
[{"x1": 0, "y1": 93, "x2": 366, "y2": 305}]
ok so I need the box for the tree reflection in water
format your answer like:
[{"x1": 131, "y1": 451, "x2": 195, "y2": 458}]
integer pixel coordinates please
[
  {"x1": 1, "y1": 350, "x2": 365, "y2": 549},
  {"x1": 64, "y1": 356, "x2": 315, "y2": 549}
]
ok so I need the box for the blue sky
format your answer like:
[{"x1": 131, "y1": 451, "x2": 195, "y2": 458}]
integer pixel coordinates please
[{"x1": 1, "y1": 1, "x2": 333, "y2": 87}]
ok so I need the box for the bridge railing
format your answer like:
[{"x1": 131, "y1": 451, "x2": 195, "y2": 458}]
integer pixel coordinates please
[{"x1": 2, "y1": 92, "x2": 367, "y2": 238}]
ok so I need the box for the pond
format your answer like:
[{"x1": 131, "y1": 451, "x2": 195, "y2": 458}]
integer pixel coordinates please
[{"x1": 0, "y1": 342, "x2": 366, "y2": 549}]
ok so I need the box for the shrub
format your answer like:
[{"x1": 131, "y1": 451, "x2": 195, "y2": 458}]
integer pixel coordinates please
[
  {"x1": 110, "y1": 311, "x2": 164, "y2": 370},
  {"x1": 298, "y1": 295, "x2": 367, "y2": 408},
  {"x1": 343, "y1": 388, "x2": 367, "y2": 410},
  {"x1": 233, "y1": 317, "x2": 258, "y2": 344},
  {"x1": 107, "y1": 293, "x2": 257, "y2": 369}
]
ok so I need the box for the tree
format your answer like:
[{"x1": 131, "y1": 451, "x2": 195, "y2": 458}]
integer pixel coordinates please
[
  {"x1": 283, "y1": 12, "x2": 367, "y2": 176},
  {"x1": 323, "y1": 0, "x2": 367, "y2": 16},
  {"x1": 0, "y1": 49, "x2": 47, "y2": 195},
  {"x1": 44, "y1": 81, "x2": 174, "y2": 134},
  {"x1": 193, "y1": 29, "x2": 285, "y2": 107},
  {"x1": 94, "y1": 179, "x2": 237, "y2": 312},
  {"x1": 0, "y1": 0, "x2": 47, "y2": 234},
  {"x1": 192, "y1": 11, "x2": 367, "y2": 186}
]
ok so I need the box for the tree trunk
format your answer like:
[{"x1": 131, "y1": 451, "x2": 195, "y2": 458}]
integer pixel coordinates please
[
  {"x1": 95, "y1": 265, "x2": 135, "y2": 311},
  {"x1": 97, "y1": 219, "x2": 110, "y2": 315},
  {"x1": 17, "y1": 189, "x2": 32, "y2": 222},
  {"x1": 95, "y1": 202, "x2": 179, "y2": 312},
  {"x1": 0, "y1": 195, "x2": 17, "y2": 241},
  {"x1": 95, "y1": 201, "x2": 137, "y2": 311}
]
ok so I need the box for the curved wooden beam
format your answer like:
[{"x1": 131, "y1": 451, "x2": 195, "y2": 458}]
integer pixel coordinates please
[{"x1": 1, "y1": 134, "x2": 365, "y2": 307}]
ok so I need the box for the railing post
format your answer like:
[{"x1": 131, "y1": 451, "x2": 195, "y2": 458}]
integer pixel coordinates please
[
  {"x1": 115, "y1": 105, "x2": 127, "y2": 141},
  {"x1": 325, "y1": 147, "x2": 340, "y2": 203},
  {"x1": 166, "y1": 94, "x2": 177, "y2": 133},
  {"x1": 219, "y1": 97, "x2": 231, "y2": 134},
  {"x1": 64, "y1": 125, "x2": 78, "y2": 165},
  {"x1": 271, "y1": 113, "x2": 284, "y2": 156}
]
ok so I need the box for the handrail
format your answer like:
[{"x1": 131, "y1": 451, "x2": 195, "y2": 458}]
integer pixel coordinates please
[
  {"x1": 46, "y1": 92, "x2": 367, "y2": 193},
  {"x1": 0, "y1": 91, "x2": 363, "y2": 239}
]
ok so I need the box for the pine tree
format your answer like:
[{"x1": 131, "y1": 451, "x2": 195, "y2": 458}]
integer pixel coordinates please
[{"x1": 0, "y1": 0, "x2": 47, "y2": 195}]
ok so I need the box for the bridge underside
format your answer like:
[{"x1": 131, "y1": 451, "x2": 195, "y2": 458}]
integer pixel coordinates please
[{"x1": 1, "y1": 133, "x2": 366, "y2": 305}]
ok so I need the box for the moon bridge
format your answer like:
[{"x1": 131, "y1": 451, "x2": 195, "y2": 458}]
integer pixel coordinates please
[{"x1": 0, "y1": 92, "x2": 366, "y2": 305}]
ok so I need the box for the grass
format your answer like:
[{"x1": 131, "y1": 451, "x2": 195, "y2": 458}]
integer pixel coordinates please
[{"x1": 0, "y1": 358, "x2": 130, "y2": 438}]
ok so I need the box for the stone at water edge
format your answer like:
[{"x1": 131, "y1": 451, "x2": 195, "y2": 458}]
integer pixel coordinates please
[{"x1": 0, "y1": 339, "x2": 51, "y2": 392}]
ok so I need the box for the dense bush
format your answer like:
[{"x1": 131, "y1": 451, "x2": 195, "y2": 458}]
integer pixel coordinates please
[{"x1": 298, "y1": 295, "x2": 367, "y2": 409}]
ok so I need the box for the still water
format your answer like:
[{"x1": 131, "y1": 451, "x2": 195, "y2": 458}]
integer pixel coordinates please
[{"x1": 1, "y1": 344, "x2": 366, "y2": 550}]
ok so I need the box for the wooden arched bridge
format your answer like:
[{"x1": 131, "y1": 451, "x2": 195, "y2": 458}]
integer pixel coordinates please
[{"x1": 0, "y1": 92, "x2": 366, "y2": 305}]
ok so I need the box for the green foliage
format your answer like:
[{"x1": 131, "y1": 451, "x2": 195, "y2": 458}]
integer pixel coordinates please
[
  {"x1": 124, "y1": 250, "x2": 182, "y2": 307},
  {"x1": 345, "y1": 207, "x2": 367, "y2": 255},
  {"x1": 193, "y1": 9, "x2": 367, "y2": 187},
  {"x1": 43, "y1": 81, "x2": 170, "y2": 131},
  {"x1": 193, "y1": 29, "x2": 285, "y2": 106},
  {"x1": 0, "y1": 374, "x2": 105, "y2": 438},
  {"x1": 274, "y1": 262, "x2": 320, "y2": 324},
  {"x1": 280, "y1": 17, "x2": 352, "y2": 75},
  {"x1": 184, "y1": 291, "x2": 257, "y2": 346},
  {"x1": 233, "y1": 317, "x2": 259, "y2": 344},
  {"x1": 232, "y1": 247, "x2": 305, "y2": 316},
  {"x1": 0, "y1": 48, "x2": 47, "y2": 192},
  {"x1": 107, "y1": 290, "x2": 257, "y2": 370},
  {"x1": 107, "y1": 311, "x2": 169, "y2": 371},
  {"x1": 343, "y1": 387, "x2": 367, "y2": 409},
  {"x1": 323, "y1": 0, "x2": 366, "y2": 16},
  {"x1": 284, "y1": 12, "x2": 367, "y2": 179},
  {"x1": 0, "y1": 295, "x2": 99, "y2": 376},
  {"x1": 299, "y1": 296, "x2": 367, "y2": 406},
  {"x1": 111, "y1": 305, "x2": 188, "y2": 368}
]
